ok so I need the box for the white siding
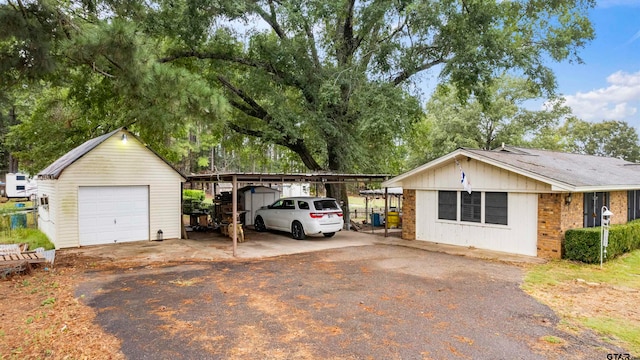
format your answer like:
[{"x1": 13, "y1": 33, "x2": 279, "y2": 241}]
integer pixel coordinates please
[
  {"x1": 415, "y1": 190, "x2": 538, "y2": 256},
  {"x1": 37, "y1": 180, "x2": 58, "y2": 245},
  {"x1": 403, "y1": 160, "x2": 551, "y2": 193},
  {"x1": 51, "y1": 130, "x2": 184, "y2": 249}
]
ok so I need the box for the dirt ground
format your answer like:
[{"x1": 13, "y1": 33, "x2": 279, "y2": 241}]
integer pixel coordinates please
[{"x1": 1, "y1": 239, "x2": 633, "y2": 359}]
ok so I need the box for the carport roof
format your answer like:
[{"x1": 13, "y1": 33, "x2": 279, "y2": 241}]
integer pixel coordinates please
[{"x1": 187, "y1": 172, "x2": 391, "y2": 183}]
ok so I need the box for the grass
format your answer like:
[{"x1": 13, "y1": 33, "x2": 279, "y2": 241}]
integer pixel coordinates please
[
  {"x1": 523, "y1": 250, "x2": 640, "y2": 355},
  {"x1": 0, "y1": 228, "x2": 55, "y2": 250}
]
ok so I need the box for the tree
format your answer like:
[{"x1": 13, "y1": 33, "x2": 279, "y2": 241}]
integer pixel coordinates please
[
  {"x1": 406, "y1": 76, "x2": 570, "y2": 166},
  {"x1": 559, "y1": 118, "x2": 640, "y2": 162},
  {"x1": 1, "y1": 0, "x2": 596, "y2": 209}
]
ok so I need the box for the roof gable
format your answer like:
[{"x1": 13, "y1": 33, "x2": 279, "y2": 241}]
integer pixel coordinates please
[
  {"x1": 383, "y1": 147, "x2": 640, "y2": 192},
  {"x1": 37, "y1": 128, "x2": 186, "y2": 180}
]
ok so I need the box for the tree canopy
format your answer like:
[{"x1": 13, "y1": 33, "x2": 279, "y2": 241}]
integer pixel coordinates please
[{"x1": 0, "y1": 0, "x2": 601, "y2": 206}]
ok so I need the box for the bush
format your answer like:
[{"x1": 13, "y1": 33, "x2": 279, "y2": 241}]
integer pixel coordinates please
[
  {"x1": 183, "y1": 189, "x2": 205, "y2": 202},
  {"x1": 564, "y1": 220, "x2": 640, "y2": 263}
]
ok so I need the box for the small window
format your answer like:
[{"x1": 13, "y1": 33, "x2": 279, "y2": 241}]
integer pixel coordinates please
[
  {"x1": 16, "y1": 175, "x2": 26, "y2": 181},
  {"x1": 485, "y1": 192, "x2": 508, "y2": 225},
  {"x1": 283, "y1": 200, "x2": 295, "y2": 209},
  {"x1": 628, "y1": 190, "x2": 640, "y2": 222},
  {"x1": 298, "y1": 201, "x2": 310, "y2": 210},
  {"x1": 438, "y1": 191, "x2": 457, "y2": 221},
  {"x1": 461, "y1": 192, "x2": 481, "y2": 223},
  {"x1": 314, "y1": 199, "x2": 339, "y2": 210},
  {"x1": 16, "y1": 185, "x2": 25, "y2": 191},
  {"x1": 584, "y1": 192, "x2": 609, "y2": 227}
]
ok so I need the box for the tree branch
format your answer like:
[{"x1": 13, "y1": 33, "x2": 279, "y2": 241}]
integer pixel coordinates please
[{"x1": 392, "y1": 58, "x2": 446, "y2": 86}]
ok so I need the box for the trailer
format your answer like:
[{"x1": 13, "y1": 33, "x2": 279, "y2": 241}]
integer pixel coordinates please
[{"x1": 4, "y1": 173, "x2": 37, "y2": 199}]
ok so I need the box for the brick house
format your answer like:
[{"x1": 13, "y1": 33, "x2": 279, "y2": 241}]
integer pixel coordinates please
[{"x1": 382, "y1": 146, "x2": 640, "y2": 259}]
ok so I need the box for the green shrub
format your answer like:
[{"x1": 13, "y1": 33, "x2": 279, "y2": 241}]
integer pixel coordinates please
[
  {"x1": 564, "y1": 220, "x2": 640, "y2": 263},
  {"x1": 183, "y1": 189, "x2": 205, "y2": 202}
]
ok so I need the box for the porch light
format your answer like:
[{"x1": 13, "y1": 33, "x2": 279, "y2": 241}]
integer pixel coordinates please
[{"x1": 564, "y1": 193, "x2": 572, "y2": 205}]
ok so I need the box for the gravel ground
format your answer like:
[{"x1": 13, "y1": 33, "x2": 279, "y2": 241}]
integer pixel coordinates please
[{"x1": 76, "y1": 244, "x2": 623, "y2": 359}]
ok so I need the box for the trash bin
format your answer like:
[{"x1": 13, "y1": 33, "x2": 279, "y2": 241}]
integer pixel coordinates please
[
  {"x1": 10, "y1": 213, "x2": 27, "y2": 229},
  {"x1": 370, "y1": 213, "x2": 381, "y2": 227},
  {"x1": 387, "y1": 211, "x2": 400, "y2": 228}
]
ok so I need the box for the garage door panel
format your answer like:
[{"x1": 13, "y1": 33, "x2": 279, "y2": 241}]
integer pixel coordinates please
[{"x1": 79, "y1": 186, "x2": 149, "y2": 246}]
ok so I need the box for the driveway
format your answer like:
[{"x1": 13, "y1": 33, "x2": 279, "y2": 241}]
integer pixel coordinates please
[{"x1": 75, "y1": 241, "x2": 622, "y2": 359}]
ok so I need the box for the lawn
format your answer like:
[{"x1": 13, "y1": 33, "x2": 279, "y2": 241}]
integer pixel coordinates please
[{"x1": 523, "y1": 250, "x2": 640, "y2": 356}]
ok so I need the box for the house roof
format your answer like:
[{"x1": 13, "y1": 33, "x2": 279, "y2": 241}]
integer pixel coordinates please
[
  {"x1": 383, "y1": 146, "x2": 640, "y2": 192},
  {"x1": 37, "y1": 128, "x2": 186, "y2": 180}
]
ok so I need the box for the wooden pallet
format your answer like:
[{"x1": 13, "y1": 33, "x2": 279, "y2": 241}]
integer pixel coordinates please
[{"x1": 0, "y1": 252, "x2": 45, "y2": 267}]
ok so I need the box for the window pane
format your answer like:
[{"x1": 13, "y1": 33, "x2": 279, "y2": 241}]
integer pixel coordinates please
[
  {"x1": 461, "y1": 192, "x2": 481, "y2": 223},
  {"x1": 485, "y1": 192, "x2": 508, "y2": 225},
  {"x1": 438, "y1": 191, "x2": 457, "y2": 220}
]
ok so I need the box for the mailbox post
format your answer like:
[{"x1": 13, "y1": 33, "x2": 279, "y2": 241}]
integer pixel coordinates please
[{"x1": 600, "y1": 206, "x2": 613, "y2": 268}]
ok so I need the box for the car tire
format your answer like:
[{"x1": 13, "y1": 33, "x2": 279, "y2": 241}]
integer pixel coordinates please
[
  {"x1": 291, "y1": 221, "x2": 305, "y2": 240},
  {"x1": 254, "y1": 216, "x2": 266, "y2": 232},
  {"x1": 323, "y1": 232, "x2": 335, "y2": 238}
]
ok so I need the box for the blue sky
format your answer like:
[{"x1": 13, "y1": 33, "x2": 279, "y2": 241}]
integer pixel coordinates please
[{"x1": 552, "y1": 0, "x2": 640, "y2": 130}]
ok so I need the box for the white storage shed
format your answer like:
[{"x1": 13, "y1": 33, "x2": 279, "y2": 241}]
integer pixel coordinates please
[
  {"x1": 239, "y1": 186, "x2": 280, "y2": 226},
  {"x1": 36, "y1": 128, "x2": 186, "y2": 249}
]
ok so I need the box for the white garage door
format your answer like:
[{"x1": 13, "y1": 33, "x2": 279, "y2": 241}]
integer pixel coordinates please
[{"x1": 78, "y1": 186, "x2": 149, "y2": 246}]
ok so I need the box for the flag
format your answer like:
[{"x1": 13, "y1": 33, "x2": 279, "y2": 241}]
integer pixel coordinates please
[{"x1": 461, "y1": 170, "x2": 472, "y2": 194}]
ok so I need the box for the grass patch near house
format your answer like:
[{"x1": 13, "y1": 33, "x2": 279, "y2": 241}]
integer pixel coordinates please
[
  {"x1": 0, "y1": 228, "x2": 54, "y2": 250},
  {"x1": 523, "y1": 250, "x2": 640, "y2": 356}
]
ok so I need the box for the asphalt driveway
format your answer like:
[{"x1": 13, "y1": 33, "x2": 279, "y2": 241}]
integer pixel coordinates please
[{"x1": 76, "y1": 244, "x2": 622, "y2": 359}]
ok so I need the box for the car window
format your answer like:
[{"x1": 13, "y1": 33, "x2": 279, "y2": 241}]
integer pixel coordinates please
[
  {"x1": 313, "y1": 199, "x2": 339, "y2": 210},
  {"x1": 283, "y1": 200, "x2": 295, "y2": 209},
  {"x1": 298, "y1": 201, "x2": 310, "y2": 210},
  {"x1": 270, "y1": 200, "x2": 284, "y2": 209}
]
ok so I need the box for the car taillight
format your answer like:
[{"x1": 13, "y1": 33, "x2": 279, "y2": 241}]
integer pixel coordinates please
[
  {"x1": 335, "y1": 211, "x2": 343, "y2": 217},
  {"x1": 310, "y1": 213, "x2": 324, "y2": 218}
]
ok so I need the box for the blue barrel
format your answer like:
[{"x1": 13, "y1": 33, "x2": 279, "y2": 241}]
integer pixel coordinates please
[
  {"x1": 370, "y1": 213, "x2": 381, "y2": 227},
  {"x1": 10, "y1": 214, "x2": 27, "y2": 229}
]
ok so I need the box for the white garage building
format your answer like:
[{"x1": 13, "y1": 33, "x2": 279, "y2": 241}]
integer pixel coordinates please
[{"x1": 36, "y1": 128, "x2": 186, "y2": 249}]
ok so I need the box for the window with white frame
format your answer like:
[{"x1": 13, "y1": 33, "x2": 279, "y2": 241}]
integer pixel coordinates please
[
  {"x1": 485, "y1": 192, "x2": 508, "y2": 225},
  {"x1": 629, "y1": 190, "x2": 640, "y2": 222},
  {"x1": 461, "y1": 192, "x2": 481, "y2": 223},
  {"x1": 438, "y1": 191, "x2": 457, "y2": 220},
  {"x1": 437, "y1": 191, "x2": 508, "y2": 225}
]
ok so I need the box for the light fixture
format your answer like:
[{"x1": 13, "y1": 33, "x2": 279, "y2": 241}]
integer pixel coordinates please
[
  {"x1": 564, "y1": 193, "x2": 572, "y2": 205},
  {"x1": 121, "y1": 133, "x2": 128, "y2": 143}
]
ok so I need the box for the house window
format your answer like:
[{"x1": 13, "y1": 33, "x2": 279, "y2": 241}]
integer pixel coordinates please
[
  {"x1": 485, "y1": 192, "x2": 508, "y2": 225},
  {"x1": 461, "y1": 192, "x2": 481, "y2": 223},
  {"x1": 584, "y1": 192, "x2": 610, "y2": 227},
  {"x1": 629, "y1": 190, "x2": 640, "y2": 222},
  {"x1": 16, "y1": 175, "x2": 26, "y2": 181},
  {"x1": 438, "y1": 191, "x2": 457, "y2": 220},
  {"x1": 16, "y1": 185, "x2": 25, "y2": 191}
]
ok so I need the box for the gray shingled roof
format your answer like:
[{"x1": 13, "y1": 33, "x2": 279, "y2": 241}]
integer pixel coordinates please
[
  {"x1": 467, "y1": 146, "x2": 640, "y2": 189},
  {"x1": 37, "y1": 128, "x2": 122, "y2": 180},
  {"x1": 383, "y1": 146, "x2": 640, "y2": 191}
]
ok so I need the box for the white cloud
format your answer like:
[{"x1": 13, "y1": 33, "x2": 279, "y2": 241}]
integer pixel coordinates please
[{"x1": 564, "y1": 70, "x2": 640, "y2": 121}]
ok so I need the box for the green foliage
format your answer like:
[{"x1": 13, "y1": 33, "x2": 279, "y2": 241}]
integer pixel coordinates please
[
  {"x1": 406, "y1": 76, "x2": 570, "y2": 166},
  {"x1": 183, "y1": 189, "x2": 205, "y2": 202},
  {"x1": 0, "y1": 228, "x2": 55, "y2": 251},
  {"x1": 559, "y1": 117, "x2": 640, "y2": 162},
  {"x1": 564, "y1": 221, "x2": 640, "y2": 263}
]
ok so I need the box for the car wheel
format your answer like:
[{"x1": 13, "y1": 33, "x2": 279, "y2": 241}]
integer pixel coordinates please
[
  {"x1": 254, "y1": 216, "x2": 266, "y2": 232},
  {"x1": 291, "y1": 221, "x2": 305, "y2": 240},
  {"x1": 323, "y1": 232, "x2": 335, "y2": 238}
]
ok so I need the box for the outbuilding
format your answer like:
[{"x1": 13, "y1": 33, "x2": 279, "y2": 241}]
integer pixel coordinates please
[
  {"x1": 383, "y1": 145, "x2": 640, "y2": 258},
  {"x1": 36, "y1": 128, "x2": 186, "y2": 249}
]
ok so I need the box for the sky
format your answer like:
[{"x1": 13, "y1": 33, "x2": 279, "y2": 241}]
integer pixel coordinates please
[{"x1": 552, "y1": 0, "x2": 640, "y2": 130}]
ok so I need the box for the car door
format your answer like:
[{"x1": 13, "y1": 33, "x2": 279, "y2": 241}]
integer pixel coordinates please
[
  {"x1": 264, "y1": 199, "x2": 284, "y2": 230},
  {"x1": 280, "y1": 199, "x2": 296, "y2": 230}
]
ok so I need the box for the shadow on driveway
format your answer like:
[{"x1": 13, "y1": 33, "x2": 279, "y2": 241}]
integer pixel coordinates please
[{"x1": 76, "y1": 245, "x2": 622, "y2": 359}]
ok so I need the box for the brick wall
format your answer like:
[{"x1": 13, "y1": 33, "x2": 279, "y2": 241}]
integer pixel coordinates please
[
  {"x1": 609, "y1": 191, "x2": 627, "y2": 225},
  {"x1": 402, "y1": 189, "x2": 416, "y2": 240},
  {"x1": 537, "y1": 193, "x2": 563, "y2": 259}
]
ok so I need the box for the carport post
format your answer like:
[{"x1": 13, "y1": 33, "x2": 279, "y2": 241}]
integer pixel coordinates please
[
  {"x1": 232, "y1": 175, "x2": 237, "y2": 257},
  {"x1": 384, "y1": 187, "x2": 388, "y2": 237}
]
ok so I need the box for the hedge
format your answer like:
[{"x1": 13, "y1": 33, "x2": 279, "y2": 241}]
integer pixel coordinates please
[
  {"x1": 183, "y1": 189, "x2": 205, "y2": 202},
  {"x1": 564, "y1": 220, "x2": 640, "y2": 263}
]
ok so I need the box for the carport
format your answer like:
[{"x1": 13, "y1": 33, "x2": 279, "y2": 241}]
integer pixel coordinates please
[{"x1": 185, "y1": 172, "x2": 395, "y2": 256}]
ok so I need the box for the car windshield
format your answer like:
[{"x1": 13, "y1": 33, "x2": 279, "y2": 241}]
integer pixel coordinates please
[{"x1": 313, "y1": 199, "x2": 339, "y2": 211}]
